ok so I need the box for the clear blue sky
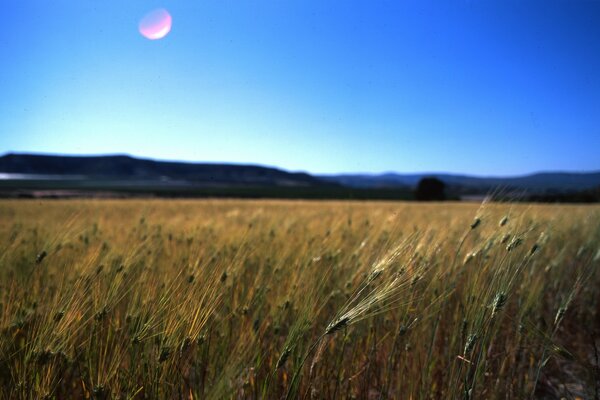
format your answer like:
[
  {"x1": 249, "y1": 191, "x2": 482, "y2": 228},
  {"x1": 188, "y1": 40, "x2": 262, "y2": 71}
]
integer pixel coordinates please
[{"x1": 1, "y1": 0, "x2": 599, "y2": 175}]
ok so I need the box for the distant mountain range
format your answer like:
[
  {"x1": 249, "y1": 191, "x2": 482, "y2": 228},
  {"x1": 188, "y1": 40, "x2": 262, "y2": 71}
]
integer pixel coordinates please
[
  {"x1": 1, "y1": 153, "x2": 599, "y2": 198},
  {"x1": 320, "y1": 171, "x2": 600, "y2": 193}
]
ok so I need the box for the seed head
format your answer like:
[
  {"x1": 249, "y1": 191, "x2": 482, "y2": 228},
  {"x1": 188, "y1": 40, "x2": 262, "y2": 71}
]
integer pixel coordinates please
[
  {"x1": 464, "y1": 252, "x2": 476, "y2": 265},
  {"x1": 411, "y1": 274, "x2": 421, "y2": 286},
  {"x1": 35, "y1": 251, "x2": 47, "y2": 264},
  {"x1": 180, "y1": 337, "x2": 192, "y2": 354},
  {"x1": 554, "y1": 307, "x2": 566, "y2": 326},
  {"x1": 464, "y1": 333, "x2": 478, "y2": 355},
  {"x1": 92, "y1": 385, "x2": 108, "y2": 400},
  {"x1": 506, "y1": 237, "x2": 523, "y2": 252},
  {"x1": 491, "y1": 292, "x2": 506, "y2": 318},
  {"x1": 275, "y1": 346, "x2": 292, "y2": 370},
  {"x1": 53, "y1": 310, "x2": 65, "y2": 323},
  {"x1": 325, "y1": 316, "x2": 349, "y2": 335},
  {"x1": 368, "y1": 268, "x2": 383, "y2": 282},
  {"x1": 36, "y1": 349, "x2": 54, "y2": 365},
  {"x1": 529, "y1": 243, "x2": 540, "y2": 256},
  {"x1": 94, "y1": 307, "x2": 108, "y2": 322},
  {"x1": 158, "y1": 346, "x2": 171, "y2": 363}
]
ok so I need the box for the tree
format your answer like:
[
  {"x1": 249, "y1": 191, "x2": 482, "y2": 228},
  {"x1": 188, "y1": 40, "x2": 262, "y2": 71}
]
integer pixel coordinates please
[{"x1": 415, "y1": 177, "x2": 446, "y2": 201}]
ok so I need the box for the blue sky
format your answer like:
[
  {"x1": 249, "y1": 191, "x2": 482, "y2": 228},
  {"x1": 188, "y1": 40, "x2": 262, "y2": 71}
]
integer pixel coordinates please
[{"x1": 1, "y1": 0, "x2": 599, "y2": 175}]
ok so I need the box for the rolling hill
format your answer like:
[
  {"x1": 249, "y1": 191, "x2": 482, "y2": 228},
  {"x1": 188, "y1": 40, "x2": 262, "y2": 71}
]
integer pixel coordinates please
[
  {"x1": 1, "y1": 153, "x2": 599, "y2": 200},
  {"x1": 0, "y1": 153, "x2": 324, "y2": 187}
]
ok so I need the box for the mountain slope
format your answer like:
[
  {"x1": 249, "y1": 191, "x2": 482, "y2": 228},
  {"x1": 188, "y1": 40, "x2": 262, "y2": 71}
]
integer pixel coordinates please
[{"x1": 0, "y1": 153, "x2": 326, "y2": 187}]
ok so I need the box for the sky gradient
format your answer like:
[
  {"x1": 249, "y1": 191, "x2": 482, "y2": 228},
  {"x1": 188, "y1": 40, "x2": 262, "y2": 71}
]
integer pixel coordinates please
[{"x1": 1, "y1": 0, "x2": 599, "y2": 175}]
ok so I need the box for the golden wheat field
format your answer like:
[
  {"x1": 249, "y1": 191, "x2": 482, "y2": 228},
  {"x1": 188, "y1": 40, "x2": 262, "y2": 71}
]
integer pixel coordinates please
[{"x1": 0, "y1": 199, "x2": 599, "y2": 399}]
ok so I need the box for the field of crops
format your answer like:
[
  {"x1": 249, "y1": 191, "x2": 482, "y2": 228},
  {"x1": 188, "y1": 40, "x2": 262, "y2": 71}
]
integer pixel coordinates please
[{"x1": 1, "y1": 199, "x2": 599, "y2": 399}]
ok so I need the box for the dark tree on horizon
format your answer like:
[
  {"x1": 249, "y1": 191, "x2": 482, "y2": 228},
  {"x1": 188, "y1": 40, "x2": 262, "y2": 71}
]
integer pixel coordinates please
[{"x1": 415, "y1": 177, "x2": 446, "y2": 201}]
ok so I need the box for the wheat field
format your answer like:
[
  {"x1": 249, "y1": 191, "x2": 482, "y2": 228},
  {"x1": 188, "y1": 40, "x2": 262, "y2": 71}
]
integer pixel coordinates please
[{"x1": 0, "y1": 199, "x2": 599, "y2": 399}]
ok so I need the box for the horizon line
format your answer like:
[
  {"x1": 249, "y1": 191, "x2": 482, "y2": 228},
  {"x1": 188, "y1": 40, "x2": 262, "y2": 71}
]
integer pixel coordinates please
[{"x1": 2, "y1": 151, "x2": 600, "y2": 179}]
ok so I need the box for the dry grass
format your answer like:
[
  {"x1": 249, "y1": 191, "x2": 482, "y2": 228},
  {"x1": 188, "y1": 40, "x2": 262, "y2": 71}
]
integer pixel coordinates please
[{"x1": 0, "y1": 199, "x2": 599, "y2": 399}]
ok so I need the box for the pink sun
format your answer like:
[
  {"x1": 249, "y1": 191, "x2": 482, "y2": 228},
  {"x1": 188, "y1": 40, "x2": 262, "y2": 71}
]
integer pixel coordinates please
[{"x1": 139, "y1": 8, "x2": 172, "y2": 40}]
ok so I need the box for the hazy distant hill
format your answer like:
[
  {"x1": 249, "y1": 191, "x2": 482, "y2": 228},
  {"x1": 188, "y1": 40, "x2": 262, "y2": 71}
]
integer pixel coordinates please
[
  {"x1": 0, "y1": 153, "x2": 326, "y2": 187},
  {"x1": 1, "y1": 153, "x2": 599, "y2": 200},
  {"x1": 320, "y1": 171, "x2": 600, "y2": 193}
]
